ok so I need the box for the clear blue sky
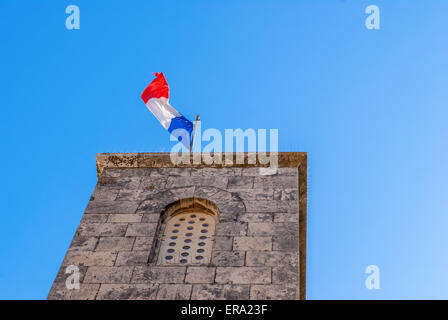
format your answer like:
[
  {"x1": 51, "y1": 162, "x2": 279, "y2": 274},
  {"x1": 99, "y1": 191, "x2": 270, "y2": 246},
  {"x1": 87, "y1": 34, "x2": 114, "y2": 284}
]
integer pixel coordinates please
[{"x1": 0, "y1": 0, "x2": 447, "y2": 299}]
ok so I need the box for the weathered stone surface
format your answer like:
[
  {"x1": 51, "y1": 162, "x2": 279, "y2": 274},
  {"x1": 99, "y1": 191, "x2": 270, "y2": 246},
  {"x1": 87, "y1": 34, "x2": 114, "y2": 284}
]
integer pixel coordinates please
[
  {"x1": 141, "y1": 213, "x2": 161, "y2": 223},
  {"x1": 97, "y1": 284, "x2": 158, "y2": 300},
  {"x1": 136, "y1": 199, "x2": 167, "y2": 214},
  {"x1": 156, "y1": 284, "x2": 192, "y2": 300},
  {"x1": 125, "y1": 223, "x2": 157, "y2": 237},
  {"x1": 81, "y1": 214, "x2": 109, "y2": 223},
  {"x1": 84, "y1": 266, "x2": 133, "y2": 284},
  {"x1": 47, "y1": 283, "x2": 100, "y2": 300},
  {"x1": 85, "y1": 200, "x2": 138, "y2": 214},
  {"x1": 253, "y1": 176, "x2": 297, "y2": 189},
  {"x1": 95, "y1": 237, "x2": 134, "y2": 251},
  {"x1": 115, "y1": 189, "x2": 143, "y2": 201},
  {"x1": 245, "y1": 200, "x2": 298, "y2": 213},
  {"x1": 214, "y1": 236, "x2": 233, "y2": 251},
  {"x1": 98, "y1": 176, "x2": 142, "y2": 190},
  {"x1": 215, "y1": 267, "x2": 271, "y2": 284},
  {"x1": 185, "y1": 267, "x2": 216, "y2": 284},
  {"x1": 212, "y1": 251, "x2": 245, "y2": 267},
  {"x1": 191, "y1": 284, "x2": 250, "y2": 300},
  {"x1": 276, "y1": 167, "x2": 298, "y2": 176},
  {"x1": 191, "y1": 167, "x2": 242, "y2": 177},
  {"x1": 232, "y1": 189, "x2": 273, "y2": 201},
  {"x1": 273, "y1": 236, "x2": 299, "y2": 251},
  {"x1": 108, "y1": 214, "x2": 143, "y2": 223},
  {"x1": 246, "y1": 251, "x2": 298, "y2": 267},
  {"x1": 115, "y1": 251, "x2": 149, "y2": 266},
  {"x1": 238, "y1": 213, "x2": 273, "y2": 223},
  {"x1": 170, "y1": 186, "x2": 195, "y2": 199},
  {"x1": 139, "y1": 177, "x2": 169, "y2": 190},
  {"x1": 68, "y1": 236, "x2": 98, "y2": 251},
  {"x1": 132, "y1": 267, "x2": 186, "y2": 284},
  {"x1": 250, "y1": 284, "x2": 298, "y2": 300},
  {"x1": 133, "y1": 237, "x2": 153, "y2": 251},
  {"x1": 233, "y1": 237, "x2": 272, "y2": 251},
  {"x1": 217, "y1": 201, "x2": 246, "y2": 214},
  {"x1": 91, "y1": 185, "x2": 120, "y2": 201},
  {"x1": 272, "y1": 265, "x2": 298, "y2": 284},
  {"x1": 273, "y1": 213, "x2": 299, "y2": 223},
  {"x1": 76, "y1": 223, "x2": 127, "y2": 237},
  {"x1": 241, "y1": 167, "x2": 265, "y2": 176},
  {"x1": 227, "y1": 176, "x2": 254, "y2": 190},
  {"x1": 62, "y1": 251, "x2": 117, "y2": 266},
  {"x1": 195, "y1": 187, "x2": 233, "y2": 204},
  {"x1": 151, "y1": 168, "x2": 191, "y2": 177},
  {"x1": 216, "y1": 222, "x2": 247, "y2": 236},
  {"x1": 166, "y1": 176, "x2": 228, "y2": 189},
  {"x1": 247, "y1": 223, "x2": 298, "y2": 236}
]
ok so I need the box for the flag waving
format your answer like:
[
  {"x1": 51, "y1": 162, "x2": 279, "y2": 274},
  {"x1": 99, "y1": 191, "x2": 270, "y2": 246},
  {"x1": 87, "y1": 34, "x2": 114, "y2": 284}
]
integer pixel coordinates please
[{"x1": 141, "y1": 73, "x2": 193, "y2": 148}]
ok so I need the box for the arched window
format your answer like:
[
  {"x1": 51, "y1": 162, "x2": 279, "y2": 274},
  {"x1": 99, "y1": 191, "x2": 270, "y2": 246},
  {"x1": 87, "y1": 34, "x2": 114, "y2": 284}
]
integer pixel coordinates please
[{"x1": 155, "y1": 198, "x2": 218, "y2": 265}]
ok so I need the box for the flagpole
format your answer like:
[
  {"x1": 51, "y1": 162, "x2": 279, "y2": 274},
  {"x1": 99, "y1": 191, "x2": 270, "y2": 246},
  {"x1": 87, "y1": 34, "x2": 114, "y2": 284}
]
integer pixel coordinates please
[{"x1": 190, "y1": 115, "x2": 200, "y2": 153}]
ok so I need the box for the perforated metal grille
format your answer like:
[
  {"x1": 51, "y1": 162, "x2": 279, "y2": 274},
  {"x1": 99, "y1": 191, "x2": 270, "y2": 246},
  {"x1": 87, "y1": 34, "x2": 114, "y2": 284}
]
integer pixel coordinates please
[{"x1": 157, "y1": 212, "x2": 216, "y2": 265}]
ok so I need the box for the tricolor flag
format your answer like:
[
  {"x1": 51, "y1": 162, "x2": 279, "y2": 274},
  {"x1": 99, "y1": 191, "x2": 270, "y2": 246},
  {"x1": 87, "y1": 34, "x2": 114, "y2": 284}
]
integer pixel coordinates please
[{"x1": 141, "y1": 73, "x2": 193, "y2": 148}]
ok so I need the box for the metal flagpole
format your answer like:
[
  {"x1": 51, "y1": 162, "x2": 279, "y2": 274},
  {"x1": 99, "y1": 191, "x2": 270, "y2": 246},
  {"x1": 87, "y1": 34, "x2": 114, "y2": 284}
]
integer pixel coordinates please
[{"x1": 190, "y1": 115, "x2": 200, "y2": 153}]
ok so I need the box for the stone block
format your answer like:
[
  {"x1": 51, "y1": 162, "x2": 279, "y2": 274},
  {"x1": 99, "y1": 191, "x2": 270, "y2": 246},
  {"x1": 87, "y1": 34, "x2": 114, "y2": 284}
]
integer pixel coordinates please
[
  {"x1": 133, "y1": 237, "x2": 153, "y2": 251},
  {"x1": 108, "y1": 214, "x2": 143, "y2": 223},
  {"x1": 85, "y1": 200, "x2": 138, "y2": 214},
  {"x1": 191, "y1": 284, "x2": 250, "y2": 300},
  {"x1": 80, "y1": 214, "x2": 109, "y2": 223},
  {"x1": 216, "y1": 222, "x2": 247, "y2": 236},
  {"x1": 96, "y1": 284, "x2": 158, "y2": 300},
  {"x1": 273, "y1": 236, "x2": 299, "y2": 251},
  {"x1": 246, "y1": 251, "x2": 298, "y2": 267},
  {"x1": 245, "y1": 200, "x2": 298, "y2": 213},
  {"x1": 253, "y1": 176, "x2": 298, "y2": 189},
  {"x1": 250, "y1": 284, "x2": 298, "y2": 300},
  {"x1": 47, "y1": 283, "x2": 99, "y2": 300},
  {"x1": 83, "y1": 266, "x2": 133, "y2": 284},
  {"x1": 272, "y1": 265, "x2": 299, "y2": 284},
  {"x1": 185, "y1": 267, "x2": 216, "y2": 284},
  {"x1": 233, "y1": 237, "x2": 272, "y2": 251},
  {"x1": 76, "y1": 223, "x2": 127, "y2": 237},
  {"x1": 132, "y1": 266, "x2": 186, "y2": 284},
  {"x1": 273, "y1": 213, "x2": 299, "y2": 223},
  {"x1": 214, "y1": 236, "x2": 233, "y2": 251},
  {"x1": 115, "y1": 251, "x2": 149, "y2": 266},
  {"x1": 125, "y1": 223, "x2": 157, "y2": 237},
  {"x1": 238, "y1": 213, "x2": 273, "y2": 223},
  {"x1": 62, "y1": 251, "x2": 117, "y2": 266},
  {"x1": 227, "y1": 176, "x2": 254, "y2": 190},
  {"x1": 215, "y1": 267, "x2": 271, "y2": 284},
  {"x1": 247, "y1": 222, "x2": 298, "y2": 236},
  {"x1": 95, "y1": 237, "x2": 134, "y2": 251},
  {"x1": 212, "y1": 251, "x2": 245, "y2": 267},
  {"x1": 68, "y1": 236, "x2": 98, "y2": 251},
  {"x1": 156, "y1": 284, "x2": 192, "y2": 300}
]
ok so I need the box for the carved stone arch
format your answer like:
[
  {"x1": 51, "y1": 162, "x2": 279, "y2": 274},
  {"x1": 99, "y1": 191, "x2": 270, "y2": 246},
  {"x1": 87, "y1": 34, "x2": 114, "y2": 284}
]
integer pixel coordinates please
[{"x1": 150, "y1": 197, "x2": 219, "y2": 265}]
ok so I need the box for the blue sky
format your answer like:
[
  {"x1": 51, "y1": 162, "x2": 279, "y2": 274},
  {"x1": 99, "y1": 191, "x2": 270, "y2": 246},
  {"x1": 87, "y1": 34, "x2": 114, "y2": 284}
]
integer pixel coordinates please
[{"x1": 0, "y1": 0, "x2": 447, "y2": 299}]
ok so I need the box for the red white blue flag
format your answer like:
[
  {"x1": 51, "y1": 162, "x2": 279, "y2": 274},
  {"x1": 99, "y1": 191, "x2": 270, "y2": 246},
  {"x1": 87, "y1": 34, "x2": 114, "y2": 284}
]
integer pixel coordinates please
[{"x1": 141, "y1": 73, "x2": 193, "y2": 148}]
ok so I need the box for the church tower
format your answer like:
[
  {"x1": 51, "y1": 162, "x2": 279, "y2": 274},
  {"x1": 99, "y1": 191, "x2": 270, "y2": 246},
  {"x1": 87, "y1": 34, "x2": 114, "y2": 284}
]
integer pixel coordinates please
[{"x1": 47, "y1": 152, "x2": 307, "y2": 300}]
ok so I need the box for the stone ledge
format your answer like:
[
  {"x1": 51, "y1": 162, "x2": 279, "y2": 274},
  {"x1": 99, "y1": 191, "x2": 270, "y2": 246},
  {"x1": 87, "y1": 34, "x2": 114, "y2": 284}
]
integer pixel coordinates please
[{"x1": 96, "y1": 152, "x2": 307, "y2": 177}]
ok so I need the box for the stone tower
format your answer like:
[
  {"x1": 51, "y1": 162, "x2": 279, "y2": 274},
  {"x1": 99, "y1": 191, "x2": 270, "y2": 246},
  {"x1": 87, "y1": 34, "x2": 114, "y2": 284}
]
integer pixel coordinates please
[{"x1": 48, "y1": 152, "x2": 307, "y2": 300}]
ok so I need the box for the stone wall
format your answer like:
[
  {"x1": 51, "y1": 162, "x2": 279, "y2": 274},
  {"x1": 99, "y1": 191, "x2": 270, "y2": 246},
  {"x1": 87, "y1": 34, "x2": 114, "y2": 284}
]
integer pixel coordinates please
[{"x1": 48, "y1": 164, "x2": 303, "y2": 300}]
